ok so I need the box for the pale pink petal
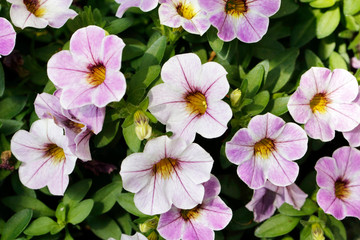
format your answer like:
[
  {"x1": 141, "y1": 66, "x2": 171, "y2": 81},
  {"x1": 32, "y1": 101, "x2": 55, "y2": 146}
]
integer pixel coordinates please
[
  {"x1": 343, "y1": 125, "x2": 360, "y2": 147},
  {"x1": 115, "y1": 0, "x2": 158, "y2": 18},
  {"x1": 11, "y1": 130, "x2": 46, "y2": 163},
  {"x1": 317, "y1": 189, "x2": 346, "y2": 220},
  {"x1": 9, "y1": 4, "x2": 48, "y2": 29},
  {"x1": 246, "y1": 187, "x2": 278, "y2": 222},
  {"x1": 101, "y1": 35, "x2": 125, "y2": 70},
  {"x1": 74, "y1": 130, "x2": 92, "y2": 161},
  {"x1": 158, "y1": 207, "x2": 184, "y2": 240},
  {"x1": 59, "y1": 84, "x2": 94, "y2": 110},
  {"x1": 121, "y1": 233, "x2": 148, "y2": 240},
  {"x1": 283, "y1": 184, "x2": 307, "y2": 210},
  {"x1": 203, "y1": 175, "x2": 221, "y2": 200},
  {"x1": 237, "y1": 157, "x2": 266, "y2": 189},
  {"x1": 199, "y1": 197, "x2": 232, "y2": 230},
  {"x1": 68, "y1": 105, "x2": 105, "y2": 134},
  {"x1": 225, "y1": 128, "x2": 255, "y2": 165},
  {"x1": 159, "y1": 2, "x2": 183, "y2": 28},
  {"x1": 198, "y1": 0, "x2": 224, "y2": 12},
  {"x1": 304, "y1": 114, "x2": 335, "y2": 142},
  {"x1": 315, "y1": 157, "x2": 337, "y2": 188},
  {"x1": 166, "y1": 108, "x2": 199, "y2": 144},
  {"x1": 351, "y1": 57, "x2": 360, "y2": 69},
  {"x1": 247, "y1": 0, "x2": 281, "y2": 16},
  {"x1": 198, "y1": 62, "x2": 228, "y2": 99},
  {"x1": 327, "y1": 102, "x2": 360, "y2": 132},
  {"x1": 182, "y1": 221, "x2": 214, "y2": 240},
  {"x1": 267, "y1": 152, "x2": 299, "y2": 186},
  {"x1": 0, "y1": 17, "x2": 16, "y2": 56},
  {"x1": 287, "y1": 89, "x2": 312, "y2": 124},
  {"x1": 212, "y1": 12, "x2": 236, "y2": 42},
  {"x1": 248, "y1": 113, "x2": 285, "y2": 141},
  {"x1": 237, "y1": 11, "x2": 269, "y2": 43},
  {"x1": 327, "y1": 69, "x2": 358, "y2": 103}
]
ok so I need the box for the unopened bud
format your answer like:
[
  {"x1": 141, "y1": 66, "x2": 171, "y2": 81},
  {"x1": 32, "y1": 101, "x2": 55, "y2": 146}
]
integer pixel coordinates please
[
  {"x1": 311, "y1": 223, "x2": 325, "y2": 240},
  {"x1": 147, "y1": 231, "x2": 158, "y2": 240},
  {"x1": 230, "y1": 89, "x2": 242, "y2": 107},
  {"x1": 134, "y1": 110, "x2": 152, "y2": 140},
  {"x1": 139, "y1": 217, "x2": 159, "y2": 233}
]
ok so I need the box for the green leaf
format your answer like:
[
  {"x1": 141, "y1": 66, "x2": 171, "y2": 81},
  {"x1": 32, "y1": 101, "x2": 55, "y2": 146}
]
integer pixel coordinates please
[
  {"x1": 0, "y1": 119, "x2": 24, "y2": 136},
  {"x1": 272, "y1": 0, "x2": 299, "y2": 18},
  {"x1": 300, "y1": 225, "x2": 312, "y2": 240},
  {"x1": 254, "y1": 214, "x2": 301, "y2": 238},
  {"x1": 1, "y1": 209, "x2": 33, "y2": 240},
  {"x1": 278, "y1": 199, "x2": 318, "y2": 217},
  {"x1": 140, "y1": 36, "x2": 167, "y2": 69},
  {"x1": 11, "y1": 174, "x2": 36, "y2": 198},
  {"x1": 67, "y1": 199, "x2": 94, "y2": 225},
  {"x1": 122, "y1": 38, "x2": 147, "y2": 61},
  {"x1": 244, "y1": 90, "x2": 270, "y2": 116},
  {"x1": 24, "y1": 217, "x2": 57, "y2": 236},
  {"x1": 268, "y1": 96, "x2": 290, "y2": 116},
  {"x1": 115, "y1": 213, "x2": 132, "y2": 235},
  {"x1": 87, "y1": 215, "x2": 122, "y2": 240},
  {"x1": 104, "y1": 18, "x2": 133, "y2": 35},
  {"x1": 123, "y1": 123, "x2": 141, "y2": 153},
  {"x1": 329, "y1": 52, "x2": 347, "y2": 70},
  {"x1": 55, "y1": 202, "x2": 66, "y2": 224},
  {"x1": 245, "y1": 62, "x2": 266, "y2": 97},
  {"x1": 290, "y1": 8, "x2": 316, "y2": 47},
  {"x1": 305, "y1": 50, "x2": 324, "y2": 68},
  {"x1": 63, "y1": 179, "x2": 92, "y2": 207},
  {"x1": 227, "y1": 207, "x2": 258, "y2": 231},
  {"x1": 0, "y1": 96, "x2": 27, "y2": 119},
  {"x1": 344, "y1": 0, "x2": 360, "y2": 15},
  {"x1": 2, "y1": 196, "x2": 55, "y2": 218},
  {"x1": 116, "y1": 193, "x2": 147, "y2": 217},
  {"x1": 310, "y1": 0, "x2": 335, "y2": 8},
  {"x1": 316, "y1": 6, "x2": 340, "y2": 39},
  {"x1": 319, "y1": 37, "x2": 336, "y2": 60},
  {"x1": 327, "y1": 215, "x2": 346, "y2": 240},
  {"x1": 93, "y1": 115, "x2": 120, "y2": 148},
  {"x1": 91, "y1": 181, "x2": 123, "y2": 216},
  {"x1": 0, "y1": 63, "x2": 4, "y2": 97},
  {"x1": 207, "y1": 27, "x2": 224, "y2": 53}
]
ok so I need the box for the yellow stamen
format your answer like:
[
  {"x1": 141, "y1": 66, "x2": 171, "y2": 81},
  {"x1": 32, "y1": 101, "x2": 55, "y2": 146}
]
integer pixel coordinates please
[
  {"x1": 185, "y1": 92, "x2": 207, "y2": 115},
  {"x1": 180, "y1": 205, "x2": 201, "y2": 221},
  {"x1": 310, "y1": 93, "x2": 329, "y2": 114},
  {"x1": 153, "y1": 158, "x2": 178, "y2": 180},
  {"x1": 176, "y1": 2, "x2": 197, "y2": 20},
  {"x1": 45, "y1": 144, "x2": 65, "y2": 164},
  {"x1": 23, "y1": 0, "x2": 46, "y2": 17},
  {"x1": 87, "y1": 64, "x2": 106, "y2": 86},
  {"x1": 254, "y1": 138, "x2": 275, "y2": 159},
  {"x1": 335, "y1": 179, "x2": 350, "y2": 200},
  {"x1": 225, "y1": 0, "x2": 247, "y2": 16}
]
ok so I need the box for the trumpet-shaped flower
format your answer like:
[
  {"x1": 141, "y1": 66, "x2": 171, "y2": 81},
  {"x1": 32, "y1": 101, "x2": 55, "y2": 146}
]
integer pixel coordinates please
[
  {"x1": 288, "y1": 67, "x2": 360, "y2": 142},
  {"x1": 315, "y1": 146, "x2": 360, "y2": 220},
  {"x1": 121, "y1": 233, "x2": 147, "y2": 240},
  {"x1": 148, "y1": 53, "x2": 232, "y2": 144},
  {"x1": 0, "y1": 18, "x2": 16, "y2": 57},
  {"x1": 115, "y1": 0, "x2": 158, "y2": 18},
  {"x1": 159, "y1": 0, "x2": 210, "y2": 35},
  {"x1": 246, "y1": 181, "x2": 307, "y2": 222},
  {"x1": 225, "y1": 113, "x2": 308, "y2": 189},
  {"x1": 198, "y1": 0, "x2": 281, "y2": 42},
  {"x1": 157, "y1": 175, "x2": 232, "y2": 240},
  {"x1": 7, "y1": 0, "x2": 77, "y2": 29},
  {"x1": 120, "y1": 135, "x2": 213, "y2": 215},
  {"x1": 11, "y1": 119, "x2": 77, "y2": 195},
  {"x1": 47, "y1": 25, "x2": 126, "y2": 109},
  {"x1": 34, "y1": 92, "x2": 105, "y2": 161}
]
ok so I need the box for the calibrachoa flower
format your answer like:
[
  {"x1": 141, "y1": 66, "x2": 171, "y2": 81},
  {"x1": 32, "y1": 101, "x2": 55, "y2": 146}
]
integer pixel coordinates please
[
  {"x1": 115, "y1": 0, "x2": 158, "y2": 18},
  {"x1": 157, "y1": 175, "x2": 232, "y2": 240},
  {"x1": 159, "y1": 0, "x2": 210, "y2": 35},
  {"x1": 246, "y1": 181, "x2": 307, "y2": 222},
  {"x1": 34, "y1": 92, "x2": 105, "y2": 161},
  {"x1": 315, "y1": 146, "x2": 360, "y2": 220},
  {"x1": 225, "y1": 113, "x2": 308, "y2": 189},
  {"x1": 351, "y1": 57, "x2": 360, "y2": 69},
  {"x1": 343, "y1": 87, "x2": 360, "y2": 147},
  {"x1": 198, "y1": 0, "x2": 281, "y2": 42},
  {"x1": 7, "y1": 0, "x2": 77, "y2": 29},
  {"x1": 11, "y1": 119, "x2": 77, "y2": 195},
  {"x1": 120, "y1": 233, "x2": 147, "y2": 240},
  {"x1": 148, "y1": 53, "x2": 232, "y2": 144},
  {"x1": 0, "y1": 17, "x2": 16, "y2": 57},
  {"x1": 288, "y1": 67, "x2": 360, "y2": 142},
  {"x1": 47, "y1": 25, "x2": 126, "y2": 109},
  {"x1": 120, "y1": 135, "x2": 213, "y2": 215}
]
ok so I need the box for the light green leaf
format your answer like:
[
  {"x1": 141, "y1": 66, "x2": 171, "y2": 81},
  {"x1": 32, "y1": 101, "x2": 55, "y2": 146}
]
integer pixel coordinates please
[
  {"x1": 278, "y1": 199, "x2": 318, "y2": 217},
  {"x1": 0, "y1": 119, "x2": 24, "y2": 136},
  {"x1": 123, "y1": 123, "x2": 141, "y2": 153},
  {"x1": 67, "y1": 199, "x2": 94, "y2": 225},
  {"x1": 245, "y1": 62, "x2": 266, "y2": 97},
  {"x1": 2, "y1": 196, "x2": 55, "y2": 218},
  {"x1": 327, "y1": 215, "x2": 346, "y2": 240},
  {"x1": 63, "y1": 179, "x2": 92, "y2": 207},
  {"x1": 93, "y1": 113, "x2": 120, "y2": 148},
  {"x1": 329, "y1": 52, "x2": 347, "y2": 70},
  {"x1": 140, "y1": 36, "x2": 167, "y2": 69},
  {"x1": 305, "y1": 50, "x2": 324, "y2": 68},
  {"x1": 255, "y1": 214, "x2": 301, "y2": 238},
  {"x1": 207, "y1": 27, "x2": 223, "y2": 53},
  {"x1": 244, "y1": 90, "x2": 270, "y2": 116},
  {"x1": 87, "y1": 215, "x2": 121, "y2": 240},
  {"x1": 310, "y1": 0, "x2": 335, "y2": 8},
  {"x1": 116, "y1": 193, "x2": 147, "y2": 218},
  {"x1": 316, "y1": 6, "x2": 340, "y2": 39},
  {"x1": 91, "y1": 181, "x2": 123, "y2": 216},
  {"x1": 1, "y1": 209, "x2": 33, "y2": 240},
  {"x1": 24, "y1": 217, "x2": 57, "y2": 236},
  {"x1": 0, "y1": 96, "x2": 27, "y2": 119},
  {"x1": 344, "y1": 0, "x2": 360, "y2": 15},
  {"x1": 104, "y1": 18, "x2": 133, "y2": 35}
]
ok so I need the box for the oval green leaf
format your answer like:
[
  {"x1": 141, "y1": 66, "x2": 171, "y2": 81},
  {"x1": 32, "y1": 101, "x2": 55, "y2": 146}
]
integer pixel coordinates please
[{"x1": 254, "y1": 214, "x2": 301, "y2": 238}]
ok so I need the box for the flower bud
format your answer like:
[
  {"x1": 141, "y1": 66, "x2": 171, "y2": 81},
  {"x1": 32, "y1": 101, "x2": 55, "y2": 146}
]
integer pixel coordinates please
[
  {"x1": 134, "y1": 110, "x2": 152, "y2": 140},
  {"x1": 230, "y1": 89, "x2": 242, "y2": 107},
  {"x1": 311, "y1": 223, "x2": 325, "y2": 240},
  {"x1": 139, "y1": 217, "x2": 159, "y2": 233}
]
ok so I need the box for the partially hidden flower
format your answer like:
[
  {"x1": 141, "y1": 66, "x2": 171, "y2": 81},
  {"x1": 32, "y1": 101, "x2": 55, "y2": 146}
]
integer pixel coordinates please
[
  {"x1": 120, "y1": 233, "x2": 147, "y2": 240},
  {"x1": 288, "y1": 67, "x2": 360, "y2": 142},
  {"x1": 198, "y1": 0, "x2": 281, "y2": 42},
  {"x1": 148, "y1": 53, "x2": 232, "y2": 144},
  {"x1": 343, "y1": 87, "x2": 360, "y2": 147},
  {"x1": 0, "y1": 17, "x2": 16, "y2": 57},
  {"x1": 351, "y1": 57, "x2": 360, "y2": 69},
  {"x1": 34, "y1": 92, "x2": 105, "y2": 161},
  {"x1": 245, "y1": 181, "x2": 307, "y2": 222},
  {"x1": 7, "y1": 0, "x2": 77, "y2": 29},
  {"x1": 159, "y1": 0, "x2": 210, "y2": 35},
  {"x1": 115, "y1": 0, "x2": 158, "y2": 18},
  {"x1": 48, "y1": 25, "x2": 126, "y2": 109},
  {"x1": 11, "y1": 119, "x2": 77, "y2": 195},
  {"x1": 225, "y1": 113, "x2": 308, "y2": 189},
  {"x1": 120, "y1": 135, "x2": 213, "y2": 215},
  {"x1": 315, "y1": 146, "x2": 360, "y2": 220},
  {"x1": 157, "y1": 175, "x2": 232, "y2": 240}
]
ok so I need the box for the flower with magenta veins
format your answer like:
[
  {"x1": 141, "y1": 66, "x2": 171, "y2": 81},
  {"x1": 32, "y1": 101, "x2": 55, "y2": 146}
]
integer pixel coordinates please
[
  {"x1": 0, "y1": 17, "x2": 16, "y2": 57},
  {"x1": 11, "y1": 119, "x2": 77, "y2": 195},
  {"x1": 198, "y1": 0, "x2": 281, "y2": 42},
  {"x1": 315, "y1": 146, "x2": 360, "y2": 220},
  {"x1": 115, "y1": 0, "x2": 159, "y2": 18},
  {"x1": 225, "y1": 113, "x2": 308, "y2": 189},
  {"x1": 120, "y1": 135, "x2": 213, "y2": 215},
  {"x1": 47, "y1": 25, "x2": 126, "y2": 109}
]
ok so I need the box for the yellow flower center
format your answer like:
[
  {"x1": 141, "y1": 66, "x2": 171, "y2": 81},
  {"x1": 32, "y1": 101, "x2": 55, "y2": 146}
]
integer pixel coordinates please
[
  {"x1": 153, "y1": 158, "x2": 178, "y2": 180},
  {"x1": 335, "y1": 179, "x2": 350, "y2": 200},
  {"x1": 23, "y1": 0, "x2": 46, "y2": 17},
  {"x1": 254, "y1": 138, "x2": 275, "y2": 159},
  {"x1": 185, "y1": 92, "x2": 207, "y2": 115},
  {"x1": 225, "y1": 0, "x2": 247, "y2": 16},
  {"x1": 176, "y1": 2, "x2": 197, "y2": 20},
  {"x1": 87, "y1": 64, "x2": 106, "y2": 86},
  {"x1": 44, "y1": 144, "x2": 66, "y2": 164},
  {"x1": 310, "y1": 93, "x2": 329, "y2": 114},
  {"x1": 180, "y1": 205, "x2": 201, "y2": 221}
]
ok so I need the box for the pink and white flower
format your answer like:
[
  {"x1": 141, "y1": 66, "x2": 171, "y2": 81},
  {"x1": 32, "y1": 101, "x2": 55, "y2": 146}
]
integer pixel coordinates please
[
  {"x1": 246, "y1": 181, "x2": 307, "y2": 222},
  {"x1": 157, "y1": 175, "x2": 232, "y2": 240},
  {"x1": 315, "y1": 146, "x2": 360, "y2": 220},
  {"x1": 115, "y1": 0, "x2": 159, "y2": 18},
  {"x1": 0, "y1": 17, "x2": 16, "y2": 57},
  {"x1": 120, "y1": 135, "x2": 213, "y2": 215},
  {"x1": 351, "y1": 57, "x2": 360, "y2": 69},
  {"x1": 343, "y1": 87, "x2": 360, "y2": 147},
  {"x1": 7, "y1": 0, "x2": 77, "y2": 29},
  {"x1": 11, "y1": 119, "x2": 77, "y2": 195},
  {"x1": 47, "y1": 25, "x2": 126, "y2": 109},
  {"x1": 198, "y1": 0, "x2": 281, "y2": 42},
  {"x1": 148, "y1": 53, "x2": 232, "y2": 144},
  {"x1": 120, "y1": 233, "x2": 147, "y2": 240},
  {"x1": 34, "y1": 92, "x2": 105, "y2": 161},
  {"x1": 225, "y1": 113, "x2": 308, "y2": 189},
  {"x1": 288, "y1": 67, "x2": 360, "y2": 142},
  {"x1": 159, "y1": 0, "x2": 210, "y2": 35}
]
